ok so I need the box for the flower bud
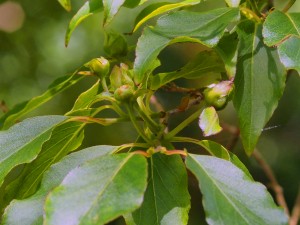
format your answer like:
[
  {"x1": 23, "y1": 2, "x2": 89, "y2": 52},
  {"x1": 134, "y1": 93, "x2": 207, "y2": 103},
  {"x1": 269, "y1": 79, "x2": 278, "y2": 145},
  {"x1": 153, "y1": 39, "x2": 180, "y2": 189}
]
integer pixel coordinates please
[
  {"x1": 110, "y1": 64, "x2": 134, "y2": 91},
  {"x1": 104, "y1": 31, "x2": 128, "y2": 58},
  {"x1": 85, "y1": 57, "x2": 110, "y2": 79},
  {"x1": 203, "y1": 80, "x2": 234, "y2": 110},
  {"x1": 114, "y1": 85, "x2": 134, "y2": 102}
]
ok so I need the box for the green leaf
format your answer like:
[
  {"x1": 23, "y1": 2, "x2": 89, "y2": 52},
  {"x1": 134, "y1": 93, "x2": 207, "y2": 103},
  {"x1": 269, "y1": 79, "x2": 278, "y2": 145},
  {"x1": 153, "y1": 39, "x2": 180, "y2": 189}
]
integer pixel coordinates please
[
  {"x1": 151, "y1": 51, "x2": 225, "y2": 90},
  {"x1": 103, "y1": 0, "x2": 126, "y2": 25},
  {"x1": 0, "y1": 116, "x2": 66, "y2": 187},
  {"x1": 225, "y1": 0, "x2": 240, "y2": 7},
  {"x1": 134, "y1": 7, "x2": 240, "y2": 84},
  {"x1": 0, "y1": 74, "x2": 83, "y2": 130},
  {"x1": 186, "y1": 154, "x2": 288, "y2": 225},
  {"x1": 233, "y1": 21, "x2": 286, "y2": 155},
  {"x1": 199, "y1": 106, "x2": 222, "y2": 137},
  {"x1": 123, "y1": 0, "x2": 141, "y2": 8},
  {"x1": 65, "y1": 0, "x2": 103, "y2": 46},
  {"x1": 125, "y1": 154, "x2": 190, "y2": 225},
  {"x1": 278, "y1": 35, "x2": 300, "y2": 74},
  {"x1": 57, "y1": 0, "x2": 71, "y2": 11},
  {"x1": 262, "y1": 10, "x2": 300, "y2": 47},
  {"x1": 44, "y1": 153, "x2": 148, "y2": 225},
  {"x1": 133, "y1": 0, "x2": 201, "y2": 32},
  {"x1": 4, "y1": 83, "x2": 103, "y2": 200},
  {"x1": 215, "y1": 33, "x2": 238, "y2": 78},
  {"x1": 2, "y1": 145, "x2": 116, "y2": 225}
]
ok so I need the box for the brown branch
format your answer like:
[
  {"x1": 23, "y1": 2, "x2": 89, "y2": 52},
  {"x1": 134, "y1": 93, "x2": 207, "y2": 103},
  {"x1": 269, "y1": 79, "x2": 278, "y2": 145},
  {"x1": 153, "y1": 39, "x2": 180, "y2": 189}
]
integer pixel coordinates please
[
  {"x1": 252, "y1": 149, "x2": 290, "y2": 216},
  {"x1": 290, "y1": 186, "x2": 300, "y2": 225}
]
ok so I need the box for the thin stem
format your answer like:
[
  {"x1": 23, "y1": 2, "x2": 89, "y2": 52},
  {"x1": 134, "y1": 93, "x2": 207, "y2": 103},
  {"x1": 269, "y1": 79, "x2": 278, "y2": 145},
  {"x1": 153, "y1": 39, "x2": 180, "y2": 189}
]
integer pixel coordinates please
[
  {"x1": 252, "y1": 149, "x2": 290, "y2": 216},
  {"x1": 240, "y1": 7, "x2": 262, "y2": 23},
  {"x1": 290, "y1": 186, "x2": 300, "y2": 225},
  {"x1": 101, "y1": 78, "x2": 109, "y2": 92},
  {"x1": 165, "y1": 107, "x2": 203, "y2": 140},
  {"x1": 125, "y1": 104, "x2": 152, "y2": 144},
  {"x1": 282, "y1": 0, "x2": 296, "y2": 13},
  {"x1": 113, "y1": 143, "x2": 151, "y2": 153},
  {"x1": 247, "y1": 0, "x2": 262, "y2": 17},
  {"x1": 136, "y1": 98, "x2": 161, "y2": 133}
]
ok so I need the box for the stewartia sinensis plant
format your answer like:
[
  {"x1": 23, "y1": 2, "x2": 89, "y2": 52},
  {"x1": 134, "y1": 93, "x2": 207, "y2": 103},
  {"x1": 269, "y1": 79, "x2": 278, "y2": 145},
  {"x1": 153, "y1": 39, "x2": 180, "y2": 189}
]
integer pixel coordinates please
[{"x1": 0, "y1": 0, "x2": 299, "y2": 224}]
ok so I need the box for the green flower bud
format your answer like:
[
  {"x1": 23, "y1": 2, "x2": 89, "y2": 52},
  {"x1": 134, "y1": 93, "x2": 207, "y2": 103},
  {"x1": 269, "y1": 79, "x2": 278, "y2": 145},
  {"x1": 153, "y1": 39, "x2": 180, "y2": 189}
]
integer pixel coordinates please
[
  {"x1": 85, "y1": 57, "x2": 110, "y2": 79},
  {"x1": 203, "y1": 80, "x2": 234, "y2": 110},
  {"x1": 114, "y1": 85, "x2": 135, "y2": 102},
  {"x1": 110, "y1": 64, "x2": 134, "y2": 91},
  {"x1": 104, "y1": 31, "x2": 128, "y2": 58}
]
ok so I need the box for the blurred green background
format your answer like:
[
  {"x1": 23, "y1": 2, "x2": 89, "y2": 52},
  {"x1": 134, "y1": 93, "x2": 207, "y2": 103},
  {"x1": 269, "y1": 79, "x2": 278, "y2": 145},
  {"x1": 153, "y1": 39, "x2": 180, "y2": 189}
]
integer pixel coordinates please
[{"x1": 0, "y1": 0, "x2": 299, "y2": 224}]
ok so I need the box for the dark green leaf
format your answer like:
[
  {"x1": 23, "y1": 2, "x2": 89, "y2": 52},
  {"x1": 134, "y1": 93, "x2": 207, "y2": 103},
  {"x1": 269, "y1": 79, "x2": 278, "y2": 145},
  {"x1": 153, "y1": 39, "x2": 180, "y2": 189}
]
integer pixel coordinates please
[
  {"x1": 57, "y1": 0, "x2": 71, "y2": 11},
  {"x1": 125, "y1": 154, "x2": 190, "y2": 225},
  {"x1": 133, "y1": 0, "x2": 201, "y2": 32},
  {"x1": 134, "y1": 7, "x2": 240, "y2": 84},
  {"x1": 103, "y1": 0, "x2": 126, "y2": 25},
  {"x1": 278, "y1": 35, "x2": 300, "y2": 74},
  {"x1": 0, "y1": 74, "x2": 83, "y2": 130},
  {"x1": 0, "y1": 116, "x2": 66, "y2": 187},
  {"x1": 123, "y1": 0, "x2": 141, "y2": 8},
  {"x1": 186, "y1": 154, "x2": 288, "y2": 225},
  {"x1": 44, "y1": 153, "x2": 148, "y2": 225},
  {"x1": 233, "y1": 21, "x2": 286, "y2": 155},
  {"x1": 199, "y1": 106, "x2": 222, "y2": 137},
  {"x1": 65, "y1": 0, "x2": 103, "y2": 46},
  {"x1": 2, "y1": 145, "x2": 116, "y2": 225},
  {"x1": 262, "y1": 10, "x2": 300, "y2": 47},
  {"x1": 215, "y1": 33, "x2": 238, "y2": 78},
  {"x1": 151, "y1": 51, "x2": 225, "y2": 90}
]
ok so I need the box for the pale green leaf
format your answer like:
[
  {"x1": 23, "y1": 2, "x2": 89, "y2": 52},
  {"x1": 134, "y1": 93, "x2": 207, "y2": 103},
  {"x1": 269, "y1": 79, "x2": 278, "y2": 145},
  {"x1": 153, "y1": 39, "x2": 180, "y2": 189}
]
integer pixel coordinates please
[
  {"x1": 65, "y1": 0, "x2": 103, "y2": 46},
  {"x1": 103, "y1": 0, "x2": 126, "y2": 25},
  {"x1": 133, "y1": 0, "x2": 201, "y2": 32},
  {"x1": 134, "y1": 7, "x2": 240, "y2": 84},
  {"x1": 44, "y1": 153, "x2": 148, "y2": 225},
  {"x1": 225, "y1": 0, "x2": 240, "y2": 7},
  {"x1": 2, "y1": 145, "x2": 116, "y2": 225},
  {"x1": 186, "y1": 154, "x2": 288, "y2": 225},
  {"x1": 0, "y1": 74, "x2": 83, "y2": 130},
  {"x1": 262, "y1": 10, "x2": 300, "y2": 46},
  {"x1": 57, "y1": 0, "x2": 71, "y2": 11},
  {"x1": 199, "y1": 106, "x2": 222, "y2": 137},
  {"x1": 215, "y1": 33, "x2": 238, "y2": 78},
  {"x1": 125, "y1": 154, "x2": 190, "y2": 225},
  {"x1": 0, "y1": 116, "x2": 66, "y2": 187},
  {"x1": 151, "y1": 51, "x2": 225, "y2": 90},
  {"x1": 233, "y1": 21, "x2": 286, "y2": 155},
  {"x1": 278, "y1": 35, "x2": 300, "y2": 74}
]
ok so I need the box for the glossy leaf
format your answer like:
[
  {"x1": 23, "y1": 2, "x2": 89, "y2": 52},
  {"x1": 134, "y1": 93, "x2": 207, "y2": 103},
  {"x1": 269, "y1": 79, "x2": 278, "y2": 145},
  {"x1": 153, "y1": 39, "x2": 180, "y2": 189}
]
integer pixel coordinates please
[
  {"x1": 151, "y1": 51, "x2": 225, "y2": 90},
  {"x1": 215, "y1": 33, "x2": 238, "y2": 78},
  {"x1": 262, "y1": 10, "x2": 300, "y2": 47},
  {"x1": 278, "y1": 35, "x2": 300, "y2": 74},
  {"x1": 125, "y1": 154, "x2": 190, "y2": 225},
  {"x1": 134, "y1": 7, "x2": 240, "y2": 83},
  {"x1": 133, "y1": 0, "x2": 200, "y2": 32},
  {"x1": 0, "y1": 116, "x2": 66, "y2": 187},
  {"x1": 65, "y1": 0, "x2": 103, "y2": 46},
  {"x1": 44, "y1": 153, "x2": 148, "y2": 225},
  {"x1": 2, "y1": 145, "x2": 116, "y2": 225},
  {"x1": 0, "y1": 74, "x2": 83, "y2": 130},
  {"x1": 4, "y1": 83, "x2": 103, "y2": 199},
  {"x1": 57, "y1": 0, "x2": 71, "y2": 11},
  {"x1": 199, "y1": 106, "x2": 222, "y2": 137},
  {"x1": 233, "y1": 21, "x2": 286, "y2": 155},
  {"x1": 225, "y1": 0, "x2": 240, "y2": 7},
  {"x1": 103, "y1": 0, "x2": 126, "y2": 25},
  {"x1": 186, "y1": 154, "x2": 288, "y2": 225}
]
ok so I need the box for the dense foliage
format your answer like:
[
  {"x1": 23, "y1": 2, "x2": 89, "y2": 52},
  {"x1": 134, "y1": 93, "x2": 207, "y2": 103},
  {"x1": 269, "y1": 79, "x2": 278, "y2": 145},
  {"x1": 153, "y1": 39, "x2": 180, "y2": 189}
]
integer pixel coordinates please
[{"x1": 0, "y1": 0, "x2": 299, "y2": 224}]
